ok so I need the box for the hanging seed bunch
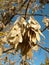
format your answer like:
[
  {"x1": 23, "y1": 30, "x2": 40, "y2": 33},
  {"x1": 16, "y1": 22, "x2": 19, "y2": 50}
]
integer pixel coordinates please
[
  {"x1": 0, "y1": 16, "x2": 44, "y2": 60},
  {"x1": 43, "y1": 17, "x2": 49, "y2": 30}
]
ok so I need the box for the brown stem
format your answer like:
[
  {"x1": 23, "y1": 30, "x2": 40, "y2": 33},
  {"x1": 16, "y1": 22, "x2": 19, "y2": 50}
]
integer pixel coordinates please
[
  {"x1": 41, "y1": 26, "x2": 49, "y2": 32},
  {"x1": 18, "y1": 0, "x2": 28, "y2": 11},
  {"x1": 37, "y1": 44, "x2": 49, "y2": 53},
  {"x1": 3, "y1": 47, "x2": 14, "y2": 53},
  {"x1": 24, "y1": 0, "x2": 31, "y2": 19}
]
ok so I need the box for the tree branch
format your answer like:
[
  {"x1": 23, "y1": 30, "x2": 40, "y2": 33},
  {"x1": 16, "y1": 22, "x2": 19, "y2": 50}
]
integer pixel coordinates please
[
  {"x1": 37, "y1": 44, "x2": 49, "y2": 53},
  {"x1": 41, "y1": 26, "x2": 49, "y2": 32},
  {"x1": 3, "y1": 47, "x2": 14, "y2": 53},
  {"x1": 24, "y1": 0, "x2": 31, "y2": 19},
  {"x1": 18, "y1": 0, "x2": 28, "y2": 11}
]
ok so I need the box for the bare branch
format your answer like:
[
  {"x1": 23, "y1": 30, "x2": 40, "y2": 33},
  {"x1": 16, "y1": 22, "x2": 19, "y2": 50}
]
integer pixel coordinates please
[
  {"x1": 3, "y1": 47, "x2": 14, "y2": 53},
  {"x1": 25, "y1": 0, "x2": 31, "y2": 19},
  {"x1": 37, "y1": 44, "x2": 49, "y2": 53}
]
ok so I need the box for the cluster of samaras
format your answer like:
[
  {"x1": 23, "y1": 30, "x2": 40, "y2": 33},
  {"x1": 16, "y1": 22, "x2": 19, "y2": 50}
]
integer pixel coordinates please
[{"x1": 0, "y1": 16, "x2": 49, "y2": 60}]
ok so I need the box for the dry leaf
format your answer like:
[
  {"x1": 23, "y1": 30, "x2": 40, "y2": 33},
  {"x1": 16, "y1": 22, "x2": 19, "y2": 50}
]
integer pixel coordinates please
[
  {"x1": 36, "y1": 32, "x2": 40, "y2": 42},
  {"x1": 1, "y1": 36, "x2": 7, "y2": 43},
  {"x1": 32, "y1": 45, "x2": 39, "y2": 51},
  {"x1": 28, "y1": 16, "x2": 45, "y2": 43},
  {"x1": 27, "y1": 48, "x2": 33, "y2": 59},
  {"x1": 20, "y1": 17, "x2": 27, "y2": 26},
  {"x1": 0, "y1": 47, "x2": 3, "y2": 56},
  {"x1": 29, "y1": 29, "x2": 36, "y2": 43},
  {"x1": 17, "y1": 0, "x2": 23, "y2": 3},
  {"x1": 7, "y1": 22, "x2": 22, "y2": 44},
  {"x1": 38, "y1": 30, "x2": 45, "y2": 38},
  {"x1": 43, "y1": 17, "x2": 49, "y2": 30}
]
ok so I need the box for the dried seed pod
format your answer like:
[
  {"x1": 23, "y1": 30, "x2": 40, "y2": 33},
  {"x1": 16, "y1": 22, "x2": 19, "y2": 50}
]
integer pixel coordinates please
[
  {"x1": 43, "y1": 17, "x2": 49, "y2": 30},
  {"x1": 17, "y1": 0, "x2": 23, "y2": 3},
  {"x1": 0, "y1": 46, "x2": 3, "y2": 56},
  {"x1": 28, "y1": 16, "x2": 44, "y2": 44}
]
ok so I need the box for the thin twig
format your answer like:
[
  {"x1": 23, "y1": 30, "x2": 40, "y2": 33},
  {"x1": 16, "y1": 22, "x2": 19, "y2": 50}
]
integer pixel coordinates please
[
  {"x1": 25, "y1": 0, "x2": 31, "y2": 19},
  {"x1": 3, "y1": 47, "x2": 14, "y2": 53},
  {"x1": 41, "y1": 26, "x2": 49, "y2": 32},
  {"x1": 37, "y1": 44, "x2": 49, "y2": 53},
  {"x1": 18, "y1": 0, "x2": 28, "y2": 11}
]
